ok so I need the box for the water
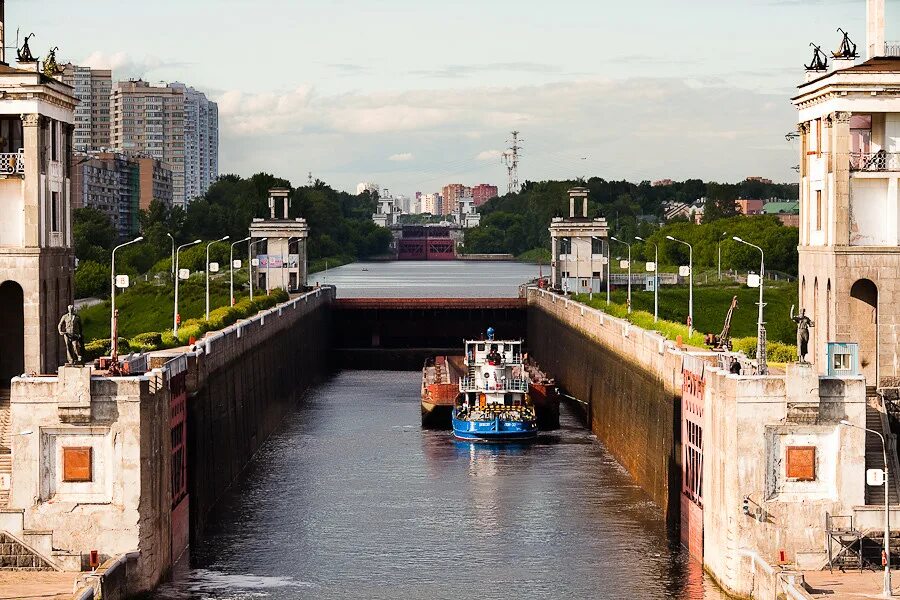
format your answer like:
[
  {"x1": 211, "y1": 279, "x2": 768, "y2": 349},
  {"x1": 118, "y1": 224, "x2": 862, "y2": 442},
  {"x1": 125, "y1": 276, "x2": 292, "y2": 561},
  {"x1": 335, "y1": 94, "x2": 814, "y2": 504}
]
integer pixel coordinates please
[
  {"x1": 153, "y1": 371, "x2": 728, "y2": 600},
  {"x1": 308, "y1": 261, "x2": 542, "y2": 298}
]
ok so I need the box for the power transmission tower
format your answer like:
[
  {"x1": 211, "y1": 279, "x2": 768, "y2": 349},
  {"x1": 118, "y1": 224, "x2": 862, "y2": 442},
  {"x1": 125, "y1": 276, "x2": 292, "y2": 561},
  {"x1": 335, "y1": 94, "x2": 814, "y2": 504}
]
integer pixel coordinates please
[
  {"x1": 501, "y1": 131, "x2": 523, "y2": 194},
  {"x1": 307, "y1": 171, "x2": 313, "y2": 186}
]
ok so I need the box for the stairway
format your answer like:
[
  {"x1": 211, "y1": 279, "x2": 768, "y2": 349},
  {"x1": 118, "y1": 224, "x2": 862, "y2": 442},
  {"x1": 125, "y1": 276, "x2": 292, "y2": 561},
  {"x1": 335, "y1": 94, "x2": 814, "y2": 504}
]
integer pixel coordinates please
[
  {"x1": 0, "y1": 532, "x2": 54, "y2": 570},
  {"x1": 0, "y1": 389, "x2": 9, "y2": 508},
  {"x1": 865, "y1": 396, "x2": 900, "y2": 505}
]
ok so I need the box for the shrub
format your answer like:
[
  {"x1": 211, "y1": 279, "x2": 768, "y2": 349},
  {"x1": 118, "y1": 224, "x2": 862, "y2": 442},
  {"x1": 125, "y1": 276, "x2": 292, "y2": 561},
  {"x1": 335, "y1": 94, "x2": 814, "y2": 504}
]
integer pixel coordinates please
[
  {"x1": 731, "y1": 337, "x2": 757, "y2": 358},
  {"x1": 84, "y1": 338, "x2": 111, "y2": 360},
  {"x1": 130, "y1": 331, "x2": 163, "y2": 352},
  {"x1": 176, "y1": 318, "x2": 208, "y2": 345}
]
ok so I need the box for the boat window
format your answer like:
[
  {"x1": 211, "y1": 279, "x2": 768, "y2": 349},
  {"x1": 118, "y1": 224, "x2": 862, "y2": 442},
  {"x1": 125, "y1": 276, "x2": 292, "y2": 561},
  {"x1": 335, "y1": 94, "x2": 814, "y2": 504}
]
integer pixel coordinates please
[{"x1": 477, "y1": 344, "x2": 485, "y2": 352}]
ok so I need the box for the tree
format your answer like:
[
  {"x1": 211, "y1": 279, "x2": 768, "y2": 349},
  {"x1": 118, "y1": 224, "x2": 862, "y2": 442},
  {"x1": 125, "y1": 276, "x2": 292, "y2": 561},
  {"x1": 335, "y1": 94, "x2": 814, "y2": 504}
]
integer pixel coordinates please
[
  {"x1": 73, "y1": 208, "x2": 116, "y2": 264},
  {"x1": 74, "y1": 260, "x2": 110, "y2": 298}
]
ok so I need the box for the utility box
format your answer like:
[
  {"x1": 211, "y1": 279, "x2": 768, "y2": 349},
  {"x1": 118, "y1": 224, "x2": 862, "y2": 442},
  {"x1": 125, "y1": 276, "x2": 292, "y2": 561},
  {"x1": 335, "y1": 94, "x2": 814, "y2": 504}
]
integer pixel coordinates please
[{"x1": 826, "y1": 342, "x2": 859, "y2": 377}]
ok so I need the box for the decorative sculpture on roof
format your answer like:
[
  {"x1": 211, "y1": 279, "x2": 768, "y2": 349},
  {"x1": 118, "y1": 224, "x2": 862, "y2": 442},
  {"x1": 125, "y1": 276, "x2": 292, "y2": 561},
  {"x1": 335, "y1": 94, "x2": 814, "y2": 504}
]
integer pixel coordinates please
[
  {"x1": 17, "y1": 32, "x2": 36, "y2": 62},
  {"x1": 43, "y1": 46, "x2": 62, "y2": 78},
  {"x1": 832, "y1": 28, "x2": 859, "y2": 59},
  {"x1": 805, "y1": 43, "x2": 829, "y2": 71}
]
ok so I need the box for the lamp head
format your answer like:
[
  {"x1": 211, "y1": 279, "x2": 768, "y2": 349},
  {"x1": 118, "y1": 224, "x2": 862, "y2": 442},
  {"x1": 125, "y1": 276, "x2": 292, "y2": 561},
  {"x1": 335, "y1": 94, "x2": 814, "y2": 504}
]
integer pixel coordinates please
[
  {"x1": 732, "y1": 236, "x2": 743, "y2": 243},
  {"x1": 665, "y1": 235, "x2": 675, "y2": 241},
  {"x1": 134, "y1": 236, "x2": 144, "y2": 242},
  {"x1": 221, "y1": 235, "x2": 230, "y2": 241},
  {"x1": 840, "y1": 420, "x2": 851, "y2": 427},
  {"x1": 193, "y1": 239, "x2": 202, "y2": 244},
  {"x1": 610, "y1": 236, "x2": 619, "y2": 242},
  {"x1": 635, "y1": 236, "x2": 644, "y2": 242}
]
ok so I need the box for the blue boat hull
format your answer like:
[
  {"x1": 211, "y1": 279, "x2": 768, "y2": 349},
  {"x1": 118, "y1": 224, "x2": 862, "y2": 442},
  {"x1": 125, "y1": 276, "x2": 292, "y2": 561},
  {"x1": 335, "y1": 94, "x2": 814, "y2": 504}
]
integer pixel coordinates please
[{"x1": 452, "y1": 413, "x2": 538, "y2": 442}]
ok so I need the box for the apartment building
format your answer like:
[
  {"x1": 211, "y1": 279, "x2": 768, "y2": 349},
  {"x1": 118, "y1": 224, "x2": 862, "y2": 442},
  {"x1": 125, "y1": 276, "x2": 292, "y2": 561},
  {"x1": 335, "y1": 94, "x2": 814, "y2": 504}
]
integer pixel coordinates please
[
  {"x1": 471, "y1": 183, "x2": 498, "y2": 207},
  {"x1": 441, "y1": 183, "x2": 471, "y2": 215},
  {"x1": 170, "y1": 82, "x2": 218, "y2": 201},
  {"x1": 60, "y1": 63, "x2": 112, "y2": 152}
]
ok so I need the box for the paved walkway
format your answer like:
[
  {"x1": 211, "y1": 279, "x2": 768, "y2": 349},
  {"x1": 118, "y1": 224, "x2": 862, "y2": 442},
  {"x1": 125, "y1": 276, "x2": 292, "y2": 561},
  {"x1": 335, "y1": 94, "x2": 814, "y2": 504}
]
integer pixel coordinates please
[
  {"x1": 805, "y1": 570, "x2": 900, "y2": 599},
  {"x1": 0, "y1": 572, "x2": 80, "y2": 600}
]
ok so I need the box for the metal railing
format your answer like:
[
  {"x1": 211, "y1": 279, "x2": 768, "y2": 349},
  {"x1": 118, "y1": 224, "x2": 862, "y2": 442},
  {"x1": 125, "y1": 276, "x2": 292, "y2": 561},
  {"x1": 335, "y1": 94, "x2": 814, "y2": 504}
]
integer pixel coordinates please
[
  {"x1": 0, "y1": 151, "x2": 24, "y2": 175},
  {"x1": 461, "y1": 376, "x2": 529, "y2": 392},
  {"x1": 850, "y1": 151, "x2": 900, "y2": 172},
  {"x1": 884, "y1": 41, "x2": 900, "y2": 57}
]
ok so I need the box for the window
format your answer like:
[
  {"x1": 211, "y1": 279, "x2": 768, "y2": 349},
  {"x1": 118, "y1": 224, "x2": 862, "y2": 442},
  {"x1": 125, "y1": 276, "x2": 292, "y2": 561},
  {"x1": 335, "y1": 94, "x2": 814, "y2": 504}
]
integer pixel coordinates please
[
  {"x1": 786, "y1": 446, "x2": 816, "y2": 481},
  {"x1": 815, "y1": 119, "x2": 822, "y2": 156},
  {"x1": 51, "y1": 120, "x2": 58, "y2": 161},
  {"x1": 62, "y1": 447, "x2": 93, "y2": 482},
  {"x1": 833, "y1": 353, "x2": 851, "y2": 371},
  {"x1": 850, "y1": 114, "x2": 872, "y2": 157},
  {"x1": 816, "y1": 191, "x2": 822, "y2": 231},
  {"x1": 51, "y1": 191, "x2": 59, "y2": 232},
  {"x1": 0, "y1": 117, "x2": 23, "y2": 153}
]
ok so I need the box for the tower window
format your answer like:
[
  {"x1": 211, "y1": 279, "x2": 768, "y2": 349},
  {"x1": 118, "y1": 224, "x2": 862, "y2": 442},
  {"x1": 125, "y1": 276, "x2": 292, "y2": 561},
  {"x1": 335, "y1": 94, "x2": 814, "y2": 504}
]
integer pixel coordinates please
[
  {"x1": 51, "y1": 191, "x2": 60, "y2": 232},
  {"x1": 816, "y1": 191, "x2": 822, "y2": 231},
  {"x1": 51, "y1": 120, "x2": 58, "y2": 161}
]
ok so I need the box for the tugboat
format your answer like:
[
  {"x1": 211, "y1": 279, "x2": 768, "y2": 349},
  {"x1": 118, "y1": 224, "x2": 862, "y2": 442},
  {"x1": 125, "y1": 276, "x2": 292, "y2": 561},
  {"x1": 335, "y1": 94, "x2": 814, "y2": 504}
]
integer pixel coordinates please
[{"x1": 451, "y1": 328, "x2": 538, "y2": 442}]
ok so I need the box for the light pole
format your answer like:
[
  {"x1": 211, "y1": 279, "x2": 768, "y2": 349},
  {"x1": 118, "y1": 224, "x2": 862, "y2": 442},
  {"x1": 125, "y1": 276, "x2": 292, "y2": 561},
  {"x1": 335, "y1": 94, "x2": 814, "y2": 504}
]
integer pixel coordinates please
[
  {"x1": 166, "y1": 233, "x2": 175, "y2": 277},
  {"x1": 635, "y1": 236, "x2": 658, "y2": 322},
  {"x1": 611, "y1": 236, "x2": 632, "y2": 313},
  {"x1": 230, "y1": 236, "x2": 251, "y2": 307},
  {"x1": 249, "y1": 238, "x2": 267, "y2": 300},
  {"x1": 733, "y1": 236, "x2": 766, "y2": 373},
  {"x1": 206, "y1": 236, "x2": 230, "y2": 320},
  {"x1": 666, "y1": 235, "x2": 694, "y2": 337},
  {"x1": 840, "y1": 419, "x2": 891, "y2": 597},
  {"x1": 110, "y1": 236, "x2": 144, "y2": 356},
  {"x1": 718, "y1": 231, "x2": 727, "y2": 281},
  {"x1": 173, "y1": 239, "x2": 202, "y2": 334}
]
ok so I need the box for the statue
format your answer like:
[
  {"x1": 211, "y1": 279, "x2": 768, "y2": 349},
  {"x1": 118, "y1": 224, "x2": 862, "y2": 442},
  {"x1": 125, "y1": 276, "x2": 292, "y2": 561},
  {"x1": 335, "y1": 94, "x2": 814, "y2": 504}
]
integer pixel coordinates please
[
  {"x1": 57, "y1": 305, "x2": 85, "y2": 366},
  {"x1": 790, "y1": 305, "x2": 815, "y2": 364},
  {"x1": 17, "y1": 33, "x2": 35, "y2": 62},
  {"x1": 43, "y1": 46, "x2": 62, "y2": 78},
  {"x1": 805, "y1": 43, "x2": 828, "y2": 72},
  {"x1": 832, "y1": 28, "x2": 859, "y2": 60}
]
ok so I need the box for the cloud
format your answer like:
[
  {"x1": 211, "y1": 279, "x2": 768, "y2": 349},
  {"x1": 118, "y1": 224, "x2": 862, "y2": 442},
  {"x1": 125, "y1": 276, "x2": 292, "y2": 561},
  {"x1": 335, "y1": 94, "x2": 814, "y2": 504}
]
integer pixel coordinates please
[
  {"x1": 476, "y1": 150, "x2": 503, "y2": 161},
  {"x1": 410, "y1": 62, "x2": 562, "y2": 79},
  {"x1": 388, "y1": 152, "x2": 414, "y2": 161},
  {"x1": 78, "y1": 51, "x2": 187, "y2": 79}
]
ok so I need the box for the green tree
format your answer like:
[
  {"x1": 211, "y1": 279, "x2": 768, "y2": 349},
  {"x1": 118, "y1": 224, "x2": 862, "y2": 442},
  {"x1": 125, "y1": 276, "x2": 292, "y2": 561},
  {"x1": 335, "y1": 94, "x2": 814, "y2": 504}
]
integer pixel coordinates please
[{"x1": 74, "y1": 260, "x2": 110, "y2": 298}]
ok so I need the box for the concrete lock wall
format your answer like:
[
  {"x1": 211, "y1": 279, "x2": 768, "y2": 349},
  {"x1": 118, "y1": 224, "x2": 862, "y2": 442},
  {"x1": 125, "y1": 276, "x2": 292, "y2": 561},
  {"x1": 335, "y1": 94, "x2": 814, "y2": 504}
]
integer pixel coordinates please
[
  {"x1": 526, "y1": 288, "x2": 682, "y2": 523},
  {"x1": 186, "y1": 287, "x2": 334, "y2": 543}
]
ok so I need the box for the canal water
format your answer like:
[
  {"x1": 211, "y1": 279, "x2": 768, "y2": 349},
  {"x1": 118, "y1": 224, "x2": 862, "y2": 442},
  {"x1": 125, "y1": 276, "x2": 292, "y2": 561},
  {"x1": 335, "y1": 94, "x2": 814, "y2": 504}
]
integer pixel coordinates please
[{"x1": 154, "y1": 370, "x2": 728, "y2": 600}]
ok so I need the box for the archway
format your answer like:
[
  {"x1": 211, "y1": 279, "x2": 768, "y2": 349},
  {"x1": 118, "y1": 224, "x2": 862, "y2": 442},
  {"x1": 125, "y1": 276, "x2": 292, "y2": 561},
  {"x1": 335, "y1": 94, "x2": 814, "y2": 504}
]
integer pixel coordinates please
[
  {"x1": 0, "y1": 281, "x2": 24, "y2": 387},
  {"x1": 850, "y1": 279, "x2": 878, "y2": 384}
]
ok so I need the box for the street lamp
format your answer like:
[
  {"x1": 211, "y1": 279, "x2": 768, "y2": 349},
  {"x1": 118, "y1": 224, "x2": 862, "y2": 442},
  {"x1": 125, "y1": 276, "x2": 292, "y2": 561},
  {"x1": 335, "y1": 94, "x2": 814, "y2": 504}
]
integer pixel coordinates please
[
  {"x1": 173, "y1": 239, "x2": 202, "y2": 334},
  {"x1": 166, "y1": 233, "x2": 175, "y2": 277},
  {"x1": 718, "y1": 231, "x2": 728, "y2": 281},
  {"x1": 840, "y1": 418, "x2": 891, "y2": 597},
  {"x1": 230, "y1": 237, "x2": 251, "y2": 307},
  {"x1": 635, "y1": 236, "x2": 658, "y2": 322},
  {"x1": 666, "y1": 235, "x2": 694, "y2": 337},
  {"x1": 249, "y1": 237, "x2": 267, "y2": 300},
  {"x1": 110, "y1": 236, "x2": 144, "y2": 357},
  {"x1": 733, "y1": 236, "x2": 766, "y2": 374},
  {"x1": 611, "y1": 236, "x2": 632, "y2": 313},
  {"x1": 206, "y1": 236, "x2": 230, "y2": 320}
]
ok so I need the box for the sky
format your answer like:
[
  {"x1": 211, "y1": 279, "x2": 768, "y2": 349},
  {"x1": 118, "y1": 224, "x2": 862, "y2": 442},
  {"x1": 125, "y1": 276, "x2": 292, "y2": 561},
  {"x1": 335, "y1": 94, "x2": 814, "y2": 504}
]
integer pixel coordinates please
[{"x1": 11, "y1": 0, "x2": 888, "y2": 197}]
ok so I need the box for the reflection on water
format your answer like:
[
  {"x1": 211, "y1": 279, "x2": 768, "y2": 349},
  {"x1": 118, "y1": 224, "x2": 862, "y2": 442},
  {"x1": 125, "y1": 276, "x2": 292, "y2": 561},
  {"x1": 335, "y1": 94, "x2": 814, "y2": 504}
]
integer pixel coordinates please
[
  {"x1": 309, "y1": 261, "x2": 542, "y2": 298},
  {"x1": 152, "y1": 371, "x2": 728, "y2": 600}
]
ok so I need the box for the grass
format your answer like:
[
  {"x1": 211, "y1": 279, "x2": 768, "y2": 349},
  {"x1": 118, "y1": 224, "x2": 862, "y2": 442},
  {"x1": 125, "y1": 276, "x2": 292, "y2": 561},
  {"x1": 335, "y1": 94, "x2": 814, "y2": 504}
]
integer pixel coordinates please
[
  {"x1": 80, "y1": 272, "x2": 251, "y2": 342},
  {"x1": 573, "y1": 280, "x2": 797, "y2": 345}
]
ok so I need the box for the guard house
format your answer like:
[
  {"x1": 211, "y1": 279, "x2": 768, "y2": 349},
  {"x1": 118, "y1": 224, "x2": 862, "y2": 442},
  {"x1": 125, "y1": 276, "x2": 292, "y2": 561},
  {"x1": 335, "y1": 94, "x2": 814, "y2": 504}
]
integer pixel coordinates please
[
  {"x1": 549, "y1": 187, "x2": 609, "y2": 293},
  {"x1": 793, "y1": 0, "x2": 900, "y2": 385},
  {"x1": 249, "y1": 188, "x2": 309, "y2": 293},
  {"x1": 0, "y1": 26, "x2": 77, "y2": 385},
  {"x1": 454, "y1": 193, "x2": 481, "y2": 229},
  {"x1": 372, "y1": 191, "x2": 399, "y2": 228}
]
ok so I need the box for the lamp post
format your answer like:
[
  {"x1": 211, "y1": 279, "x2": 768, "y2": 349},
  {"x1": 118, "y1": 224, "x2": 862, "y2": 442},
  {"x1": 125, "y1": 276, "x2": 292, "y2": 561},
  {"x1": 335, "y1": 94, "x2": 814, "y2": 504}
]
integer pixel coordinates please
[
  {"x1": 666, "y1": 235, "x2": 693, "y2": 337},
  {"x1": 635, "y1": 236, "x2": 658, "y2": 322},
  {"x1": 110, "y1": 236, "x2": 144, "y2": 356},
  {"x1": 733, "y1": 236, "x2": 766, "y2": 373},
  {"x1": 249, "y1": 238, "x2": 267, "y2": 300},
  {"x1": 230, "y1": 236, "x2": 251, "y2": 307},
  {"x1": 166, "y1": 233, "x2": 175, "y2": 277},
  {"x1": 206, "y1": 236, "x2": 230, "y2": 320},
  {"x1": 840, "y1": 419, "x2": 891, "y2": 597},
  {"x1": 718, "y1": 231, "x2": 727, "y2": 281},
  {"x1": 173, "y1": 239, "x2": 202, "y2": 334},
  {"x1": 611, "y1": 236, "x2": 632, "y2": 313}
]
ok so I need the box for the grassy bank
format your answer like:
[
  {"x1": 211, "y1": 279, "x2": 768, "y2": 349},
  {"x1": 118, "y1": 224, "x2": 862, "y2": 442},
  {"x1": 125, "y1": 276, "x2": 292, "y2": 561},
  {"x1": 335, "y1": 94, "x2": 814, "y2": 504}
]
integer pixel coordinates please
[{"x1": 573, "y1": 280, "x2": 797, "y2": 345}]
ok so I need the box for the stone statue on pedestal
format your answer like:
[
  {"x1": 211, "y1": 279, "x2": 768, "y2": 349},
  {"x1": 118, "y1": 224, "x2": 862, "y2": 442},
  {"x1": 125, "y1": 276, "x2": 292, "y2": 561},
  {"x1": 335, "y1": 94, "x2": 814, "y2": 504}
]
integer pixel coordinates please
[
  {"x1": 58, "y1": 305, "x2": 84, "y2": 366},
  {"x1": 791, "y1": 305, "x2": 814, "y2": 364}
]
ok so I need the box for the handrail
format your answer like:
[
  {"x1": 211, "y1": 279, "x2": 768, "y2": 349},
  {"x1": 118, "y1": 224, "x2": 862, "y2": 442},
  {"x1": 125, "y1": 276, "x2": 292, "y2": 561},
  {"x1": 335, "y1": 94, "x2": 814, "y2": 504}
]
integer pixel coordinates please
[
  {"x1": 0, "y1": 150, "x2": 24, "y2": 175},
  {"x1": 850, "y1": 151, "x2": 900, "y2": 172}
]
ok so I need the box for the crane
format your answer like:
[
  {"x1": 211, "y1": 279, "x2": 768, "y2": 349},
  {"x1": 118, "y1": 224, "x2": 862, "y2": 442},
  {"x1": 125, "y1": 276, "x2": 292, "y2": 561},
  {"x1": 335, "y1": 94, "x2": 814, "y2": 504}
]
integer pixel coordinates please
[{"x1": 705, "y1": 296, "x2": 738, "y2": 351}]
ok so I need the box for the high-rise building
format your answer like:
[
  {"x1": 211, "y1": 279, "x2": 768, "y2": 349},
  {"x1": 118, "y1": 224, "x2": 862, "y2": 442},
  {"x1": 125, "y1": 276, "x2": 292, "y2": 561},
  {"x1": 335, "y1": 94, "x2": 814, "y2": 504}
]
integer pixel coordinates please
[
  {"x1": 70, "y1": 152, "x2": 173, "y2": 239},
  {"x1": 357, "y1": 182, "x2": 379, "y2": 195},
  {"x1": 471, "y1": 183, "x2": 498, "y2": 207},
  {"x1": 421, "y1": 193, "x2": 441, "y2": 214},
  {"x1": 110, "y1": 80, "x2": 217, "y2": 206},
  {"x1": 60, "y1": 63, "x2": 111, "y2": 151},
  {"x1": 441, "y1": 184, "x2": 471, "y2": 215}
]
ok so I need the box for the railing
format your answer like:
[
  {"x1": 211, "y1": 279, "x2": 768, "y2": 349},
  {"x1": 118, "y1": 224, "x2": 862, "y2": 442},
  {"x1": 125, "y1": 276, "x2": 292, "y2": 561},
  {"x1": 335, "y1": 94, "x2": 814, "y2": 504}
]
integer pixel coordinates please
[
  {"x1": 461, "y1": 376, "x2": 529, "y2": 393},
  {"x1": 850, "y1": 151, "x2": 900, "y2": 172},
  {"x1": 0, "y1": 151, "x2": 24, "y2": 175},
  {"x1": 884, "y1": 41, "x2": 900, "y2": 57}
]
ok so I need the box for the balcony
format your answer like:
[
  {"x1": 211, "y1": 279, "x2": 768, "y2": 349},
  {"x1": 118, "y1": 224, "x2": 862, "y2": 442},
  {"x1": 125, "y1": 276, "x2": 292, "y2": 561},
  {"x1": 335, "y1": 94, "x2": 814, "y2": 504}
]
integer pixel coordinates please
[
  {"x1": 850, "y1": 151, "x2": 900, "y2": 172},
  {"x1": 0, "y1": 151, "x2": 24, "y2": 176}
]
